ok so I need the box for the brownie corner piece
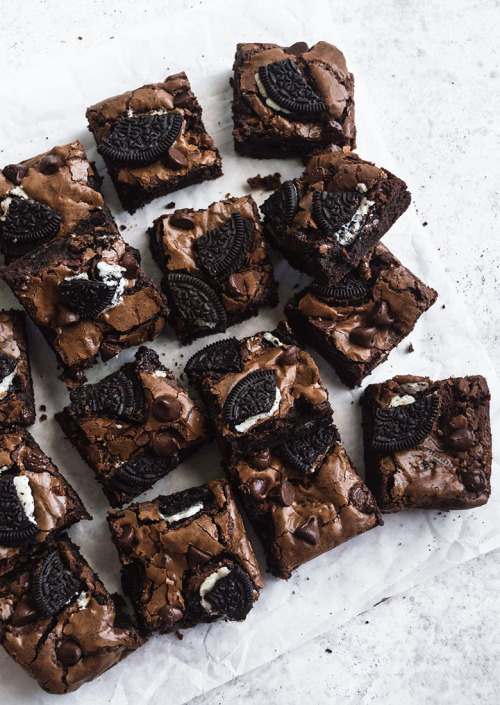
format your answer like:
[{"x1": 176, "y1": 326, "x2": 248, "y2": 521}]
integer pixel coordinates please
[
  {"x1": 86, "y1": 71, "x2": 222, "y2": 213},
  {"x1": 0, "y1": 309, "x2": 35, "y2": 425},
  {"x1": 232, "y1": 41, "x2": 356, "y2": 158},
  {"x1": 0, "y1": 535, "x2": 144, "y2": 694},
  {"x1": 107, "y1": 477, "x2": 264, "y2": 634},
  {"x1": 262, "y1": 149, "x2": 411, "y2": 285},
  {"x1": 361, "y1": 374, "x2": 492, "y2": 512},
  {"x1": 149, "y1": 194, "x2": 278, "y2": 343}
]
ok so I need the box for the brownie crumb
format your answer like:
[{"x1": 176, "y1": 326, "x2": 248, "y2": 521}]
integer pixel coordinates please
[
  {"x1": 408, "y1": 343, "x2": 414, "y2": 353},
  {"x1": 247, "y1": 173, "x2": 282, "y2": 191},
  {"x1": 120, "y1": 224, "x2": 127, "y2": 231},
  {"x1": 39, "y1": 405, "x2": 46, "y2": 412},
  {"x1": 40, "y1": 414, "x2": 47, "y2": 422},
  {"x1": 165, "y1": 201, "x2": 175, "y2": 209},
  {"x1": 175, "y1": 630, "x2": 184, "y2": 641},
  {"x1": 442, "y1": 304, "x2": 446, "y2": 309},
  {"x1": 78, "y1": 36, "x2": 83, "y2": 40},
  {"x1": 325, "y1": 648, "x2": 332, "y2": 653},
  {"x1": 423, "y1": 221, "x2": 428, "y2": 227}
]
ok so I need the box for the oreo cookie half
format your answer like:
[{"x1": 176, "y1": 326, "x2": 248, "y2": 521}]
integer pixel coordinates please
[
  {"x1": 69, "y1": 369, "x2": 144, "y2": 422},
  {"x1": 185, "y1": 338, "x2": 242, "y2": 380},
  {"x1": 372, "y1": 395, "x2": 440, "y2": 453},
  {"x1": 223, "y1": 369, "x2": 277, "y2": 430},
  {"x1": 312, "y1": 190, "x2": 362, "y2": 237},
  {"x1": 98, "y1": 112, "x2": 183, "y2": 167},
  {"x1": 31, "y1": 549, "x2": 79, "y2": 618},
  {"x1": 0, "y1": 351, "x2": 17, "y2": 383},
  {"x1": 1, "y1": 196, "x2": 62, "y2": 257},
  {"x1": 310, "y1": 272, "x2": 367, "y2": 301},
  {"x1": 203, "y1": 564, "x2": 254, "y2": 620},
  {"x1": 193, "y1": 212, "x2": 252, "y2": 284},
  {"x1": 113, "y1": 454, "x2": 170, "y2": 494},
  {"x1": 0, "y1": 475, "x2": 39, "y2": 547},
  {"x1": 279, "y1": 423, "x2": 336, "y2": 474},
  {"x1": 258, "y1": 59, "x2": 325, "y2": 115},
  {"x1": 164, "y1": 272, "x2": 227, "y2": 334},
  {"x1": 58, "y1": 278, "x2": 117, "y2": 320},
  {"x1": 261, "y1": 180, "x2": 299, "y2": 227}
]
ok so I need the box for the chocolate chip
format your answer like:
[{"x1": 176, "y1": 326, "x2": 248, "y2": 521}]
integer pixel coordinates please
[
  {"x1": 226, "y1": 273, "x2": 246, "y2": 297},
  {"x1": 165, "y1": 146, "x2": 188, "y2": 170},
  {"x1": 349, "y1": 485, "x2": 373, "y2": 513},
  {"x1": 3, "y1": 163, "x2": 28, "y2": 185},
  {"x1": 152, "y1": 396, "x2": 182, "y2": 422},
  {"x1": 285, "y1": 41, "x2": 309, "y2": 55},
  {"x1": 170, "y1": 212, "x2": 195, "y2": 229},
  {"x1": 249, "y1": 449, "x2": 271, "y2": 470},
  {"x1": 114, "y1": 523, "x2": 135, "y2": 550},
  {"x1": 349, "y1": 326, "x2": 376, "y2": 348},
  {"x1": 293, "y1": 516, "x2": 320, "y2": 545},
  {"x1": 121, "y1": 251, "x2": 140, "y2": 278},
  {"x1": 368, "y1": 301, "x2": 394, "y2": 327},
  {"x1": 173, "y1": 91, "x2": 193, "y2": 108},
  {"x1": 247, "y1": 478, "x2": 268, "y2": 501},
  {"x1": 23, "y1": 450, "x2": 49, "y2": 473},
  {"x1": 57, "y1": 639, "x2": 82, "y2": 667},
  {"x1": 461, "y1": 470, "x2": 487, "y2": 493},
  {"x1": 270, "y1": 481, "x2": 295, "y2": 507},
  {"x1": 277, "y1": 346, "x2": 300, "y2": 366},
  {"x1": 445, "y1": 427, "x2": 473, "y2": 452},
  {"x1": 151, "y1": 433, "x2": 178, "y2": 457},
  {"x1": 39, "y1": 154, "x2": 64, "y2": 175},
  {"x1": 159, "y1": 604, "x2": 183, "y2": 629},
  {"x1": 100, "y1": 341, "x2": 121, "y2": 362},
  {"x1": 11, "y1": 600, "x2": 37, "y2": 627},
  {"x1": 54, "y1": 305, "x2": 80, "y2": 327},
  {"x1": 186, "y1": 545, "x2": 211, "y2": 569}
]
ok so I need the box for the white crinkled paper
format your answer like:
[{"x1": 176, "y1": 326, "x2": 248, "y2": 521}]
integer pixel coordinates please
[{"x1": 0, "y1": 1, "x2": 498, "y2": 703}]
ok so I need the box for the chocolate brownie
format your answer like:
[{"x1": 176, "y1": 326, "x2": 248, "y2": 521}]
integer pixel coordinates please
[
  {"x1": 262, "y1": 149, "x2": 411, "y2": 285},
  {"x1": 0, "y1": 310, "x2": 35, "y2": 425},
  {"x1": 185, "y1": 323, "x2": 332, "y2": 456},
  {"x1": 56, "y1": 346, "x2": 210, "y2": 507},
  {"x1": 1, "y1": 230, "x2": 168, "y2": 387},
  {"x1": 86, "y1": 72, "x2": 223, "y2": 213},
  {"x1": 0, "y1": 140, "x2": 116, "y2": 261},
  {"x1": 361, "y1": 375, "x2": 492, "y2": 512},
  {"x1": 0, "y1": 426, "x2": 90, "y2": 576},
  {"x1": 149, "y1": 195, "x2": 279, "y2": 343},
  {"x1": 107, "y1": 478, "x2": 264, "y2": 634},
  {"x1": 224, "y1": 420, "x2": 382, "y2": 579},
  {"x1": 0, "y1": 535, "x2": 144, "y2": 694},
  {"x1": 286, "y1": 243, "x2": 438, "y2": 387},
  {"x1": 231, "y1": 41, "x2": 356, "y2": 158}
]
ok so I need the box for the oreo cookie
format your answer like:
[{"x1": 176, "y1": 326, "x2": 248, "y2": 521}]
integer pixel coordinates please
[
  {"x1": 279, "y1": 424, "x2": 336, "y2": 474},
  {"x1": 310, "y1": 272, "x2": 367, "y2": 301},
  {"x1": 193, "y1": 212, "x2": 252, "y2": 283},
  {"x1": 312, "y1": 190, "x2": 361, "y2": 237},
  {"x1": 372, "y1": 395, "x2": 440, "y2": 453},
  {"x1": 164, "y1": 272, "x2": 227, "y2": 333},
  {"x1": 185, "y1": 338, "x2": 242, "y2": 380},
  {"x1": 203, "y1": 564, "x2": 253, "y2": 620},
  {"x1": 0, "y1": 351, "x2": 17, "y2": 382},
  {"x1": 98, "y1": 112, "x2": 183, "y2": 166},
  {"x1": 261, "y1": 180, "x2": 299, "y2": 227},
  {"x1": 258, "y1": 59, "x2": 325, "y2": 115},
  {"x1": 58, "y1": 278, "x2": 117, "y2": 319},
  {"x1": 0, "y1": 474, "x2": 38, "y2": 547},
  {"x1": 1, "y1": 196, "x2": 62, "y2": 257},
  {"x1": 31, "y1": 549, "x2": 79, "y2": 618},
  {"x1": 223, "y1": 369, "x2": 277, "y2": 429},
  {"x1": 69, "y1": 369, "x2": 144, "y2": 422},
  {"x1": 113, "y1": 454, "x2": 169, "y2": 494}
]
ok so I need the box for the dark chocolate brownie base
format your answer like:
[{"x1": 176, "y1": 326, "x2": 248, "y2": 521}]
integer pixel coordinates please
[{"x1": 0, "y1": 309, "x2": 36, "y2": 425}]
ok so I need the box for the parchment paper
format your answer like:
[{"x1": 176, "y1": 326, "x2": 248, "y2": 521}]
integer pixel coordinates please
[{"x1": 0, "y1": 1, "x2": 498, "y2": 703}]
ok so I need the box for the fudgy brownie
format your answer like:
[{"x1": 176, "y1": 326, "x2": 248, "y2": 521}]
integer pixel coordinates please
[
  {"x1": 107, "y1": 478, "x2": 264, "y2": 634},
  {"x1": 56, "y1": 346, "x2": 210, "y2": 508},
  {"x1": 0, "y1": 310, "x2": 35, "y2": 425},
  {"x1": 0, "y1": 426, "x2": 90, "y2": 576},
  {"x1": 149, "y1": 195, "x2": 279, "y2": 343},
  {"x1": 285, "y1": 243, "x2": 438, "y2": 387},
  {"x1": 185, "y1": 323, "x2": 332, "y2": 456},
  {"x1": 224, "y1": 420, "x2": 382, "y2": 579},
  {"x1": 86, "y1": 72, "x2": 223, "y2": 213},
  {"x1": 1, "y1": 230, "x2": 168, "y2": 387},
  {"x1": 0, "y1": 535, "x2": 144, "y2": 694},
  {"x1": 262, "y1": 149, "x2": 411, "y2": 285},
  {"x1": 0, "y1": 140, "x2": 116, "y2": 261},
  {"x1": 361, "y1": 375, "x2": 492, "y2": 512},
  {"x1": 231, "y1": 41, "x2": 356, "y2": 158}
]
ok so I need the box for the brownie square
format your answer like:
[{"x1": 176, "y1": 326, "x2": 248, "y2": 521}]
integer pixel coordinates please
[
  {"x1": 0, "y1": 140, "x2": 116, "y2": 261},
  {"x1": 86, "y1": 72, "x2": 223, "y2": 213},
  {"x1": 56, "y1": 346, "x2": 210, "y2": 507},
  {"x1": 149, "y1": 195, "x2": 279, "y2": 343},
  {"x1": 224, "y1": 420, "x2": 382, "y2": 579},
  {"x1": 286, "y1": 243, "x2": 438, "y2": 387},
  {"x1": 361, "y1": 375, "x2": 492, "y2": 512},
  {"x1": 0, "y1": 310, "x2": 35, "y2": 425},
  {"x1": 1, "y1": 230, "x2": 168, "y2": 387},
  {"x1": 0, "y1": 426, "x2": 90, "y2": 577},
  {"x1": 262, "y1": 149, "x2": 411, "y2": 285},
  {"x1": 0, "y1": 536, "x2": 144, "y2": 694},
  {"x1": 185, "y1": 322, "x2": 332, "y2": 456},
  {"x1": 231, "y1": 41, "x2": 356, "y2": 158},
  {"x1": 107, "y1": 478, "x2": 264, "y2": 634}
]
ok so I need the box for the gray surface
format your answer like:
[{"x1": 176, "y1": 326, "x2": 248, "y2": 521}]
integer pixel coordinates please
[{"x1": 1, "y1": 1, "x2": 499, "y2": 703}]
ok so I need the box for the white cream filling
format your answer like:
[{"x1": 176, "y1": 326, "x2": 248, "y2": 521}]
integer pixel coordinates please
[
  {"x1": 152, "y1": 370, "x2": 167, "y2": 378},
  {"x1": 334, "y1": 185, "x2": 376, "y2": 246},
  {"x1": 13, "y1": 475, "x2": 37, "y2": 526},
  {"x1": 160, "y1": 502, "x2": 204, "y2": 524},
  {"x1": 0, "y1": 465, "x2": 9, "y2": 475},
  {"x1": 401, "y1": 382, "x2": 429, "y2": 394},
  {"x1": 235, "y1": 387, "x2": 281, "y2": 433},
  {"x1": 195, "y1": 319, "x2": 217, "y2": 329},
  {"x1": 96, "y1": 261, "x2": 127, "y2": 309},
  {"x1": 0, "y1": 186, "x2": 29, "y2": 221},
  {"x1": 255, "y1": 73, "x2": 293, "y2": 115},
  {"x1": 76, "y1": 591, "x2": 91, "y2": 610},
  {"x1": 0, "y1": 364, "x2": 17, "y2": 397},
  {"x1": 357, "y1": 183, "x2": 368, "y2": 193},
  {"x1": 199, "y1": 566, "x2": 232, "y2": 613},
  {"x1": 388, "y1": 395, "x2": 416, "y2": 408},
  {"x1": 263, "y1": 332, "x2": 284, "y2": 348}
]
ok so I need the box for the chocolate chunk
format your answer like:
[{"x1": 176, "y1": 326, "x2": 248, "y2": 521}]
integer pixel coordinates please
[
  {"x1": 194, "y1": 212, "x2": 251, "y2": 284},
  {"x1": 1, "y1": 196, "x2": 62, "y2": 257},
  {"x1": 121, "y1": 251, "x2": 141, "y2": 278},
  {"x1": 461, "y1": 470, "x2": 487, "y2": 493},
  {"x1": 349, "y1": 485, "x2": 374, "y2": 513},
  {"x1": 53, "y1": 305, "x2": 80, "y2": 327},
  {"x1": 164, "y1": 272, "x2": 227, "y2": 332},
  {"x1": 279, "y1": 424, "x2": 336, "y2": 474},
  {"x1": 159, "y1": 604, "x2": 183, "y2": 628},
  {"x1": 372, "y1": 395, "x2": 440, "y2": 453},
  {"x1": 152, "y1": 433, "x2": 178, "y2": 457},
  {"x1": 258, "y1": 59, "x2": 325, "y2": 115},
  {"x1": 0, "y1": 475, "x2": 39, "y2": 547},
  {"x1": 203, "y1": 564, "x2": 254, "y2": 620},
  {"x1": 69, "y1": 369, "x2": 144, "y2": 422},
  {"x1": 312, "y1": 190, "x2": 362, "y2": 237},
  {"x1": 57, "y1": 639, "x2": 82, "y2": 667},
  {"x1": 223, "y1": 369, "x2": 277, "y2": 430},
  {"x1": 270, "y1": 481, "x2": 295, "y2": 506},
  {"x1": 113, "y1": 454, "x2": 167, "y2": 493},
  {"x1": 11, "y1": 600, "x2": 37, "y2": 627},
  {"x1": 246, "y1": 173, "x2": 282, "y2": 191},
  {"x1": 3, "y1": 163, "x2": 28, "y2": 185},
  {"x1": 58, "y1": 278, "x2": 117, "y2": 319},
  {"x1": 226, "y1": 273, "x2": 246, "y2": 297},
  {"x1": 349, "y1": 327, "x2": 376, "y2": 348},
  {"x1": 31, "y1": 549, "x2": 79, "y2": 618},
  {"x1": 247, "y1": 478, "x2": 268, "y2": 501},
  {"x1": 0, "y1": 351, "x2": 17, "y2": 382},
  {"x1": 368, "y1": 301, "x2": 394, "y2": 327},
  {"x1": 152, "y1": 396, "x2": 182, "y2": 422},
  {"x1": 446, "y1": 427, "x2": 473, "y2": 452},
  {"x1": 293, "y1": 516, "x2": 320, "y2": 545},
  {"x1": 310, "y1": 273, "x2": 367, "y2": 301},
  {"x1": 261, "y1": 179, "x2": 300, "y2": 227},
  {"x1": 277, "y1": 345, "x2": 300, "y2": 366},
  {"x1": 186, "y1": 545, "x2": 211, "y2": 569},
  {"x1": 39, "y1": 154, "x2": 64, "y2": 175},
  {"x1": 100, "y1": 341, "x2": 121, "y2": 362},
  {"x1": 173, "y1": 91, "x2": 193, "y2": 108},
  {"x1": 23, "y1": 450, "x2": 49, "y2": 473},
  {"x1": 113, "y1": 523, "x2": 135, "y2": 550},
  {"x1": 170, "y1": 212, "x2": 195, "y2": 229},
  {"x1": 97, "y1": 112, "x2": 183, "y2": 166},
  {"x1": 249, "y1": 449, "x2": 271, "y2": 470},
  {"x1": 165, "y1": 146, "x2": 188, "y2": 170},
  {"x1": 185, "y1": 338, "x2": 242, "y2": 378},
  {"x1": 285, "y1": 41, "x2": 309, "y2": 55}
]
